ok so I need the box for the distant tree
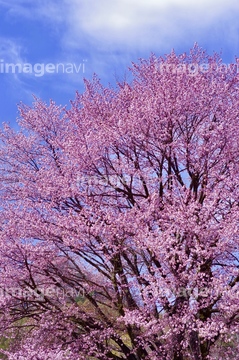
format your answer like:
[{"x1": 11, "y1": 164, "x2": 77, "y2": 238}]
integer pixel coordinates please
[{"x1": 0, "y1": 45, "x2": 239, "y2": 359}]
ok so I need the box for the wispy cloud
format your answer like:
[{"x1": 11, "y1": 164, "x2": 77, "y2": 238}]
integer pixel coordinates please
[
  {"x1": 61, "y1": 0, "x2": 239, "y2": 52},
  {"x1": 0, "y1": 37, "x2": 24, "y2": 63},
  {"x1": 2, "y1": 0, "x2": 239, "y2": 66},
  {"x1": 2, "y1": 0, "x2": 239, "y2": 53},
  {"x1": 0, "y1": 36, "x2": 31, "y2": 123},
  {"x1": 1, "y1": 0, "x2": 239, "y2": 118},
  {"x1": 0, "y1": 37, "x2": 27, "y2": 84},
  {"x1": 0, "y1": 0, "x2": 67, "y2": 23}
]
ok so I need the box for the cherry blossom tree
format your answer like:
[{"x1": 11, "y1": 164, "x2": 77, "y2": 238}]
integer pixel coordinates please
[{"x1": 0, "y1": 45, "x2": 239, "y2": 359}]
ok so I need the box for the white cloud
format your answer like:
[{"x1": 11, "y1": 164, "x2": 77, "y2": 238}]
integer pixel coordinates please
[
  {"x1": 1, "y1": 0, "x2": 239, "y2": 98},
  {"x1": 1, "y1": 0, "x2": 239, "y2": 54},
  {"x1": 61, "y1": 0, "x2": 239, "y2": 51}
]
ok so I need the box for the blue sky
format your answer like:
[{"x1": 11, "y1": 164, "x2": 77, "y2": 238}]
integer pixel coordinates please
[{"x1": 0, "y1": 0, "x2": 239, "y2": 126}]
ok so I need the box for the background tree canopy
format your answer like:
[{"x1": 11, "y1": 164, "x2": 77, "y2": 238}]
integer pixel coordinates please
[{"x1": 0, "y1": 45, "x2": 239, "y2": 359}]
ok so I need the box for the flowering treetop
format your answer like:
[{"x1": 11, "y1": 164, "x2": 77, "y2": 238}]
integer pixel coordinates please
[{"x1": 0, "y1": 45, "x2": 239, "y2": 359}]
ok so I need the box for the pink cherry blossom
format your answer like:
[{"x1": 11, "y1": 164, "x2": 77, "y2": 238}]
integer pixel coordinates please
[{"x1": 0, "y1": 45, "x2": 239, "y2": 359}]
